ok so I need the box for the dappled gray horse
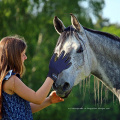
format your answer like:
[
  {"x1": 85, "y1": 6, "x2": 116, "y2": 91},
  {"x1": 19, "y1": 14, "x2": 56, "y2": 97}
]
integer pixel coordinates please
[{"x1": 52, "y1": 14, "x2": 120, "y2": 102}]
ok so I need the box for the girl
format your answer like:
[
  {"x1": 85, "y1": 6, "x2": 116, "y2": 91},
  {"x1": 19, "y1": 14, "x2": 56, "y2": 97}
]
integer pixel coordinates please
[{"x1": 0, "y1": 36, "x2": 71, "y2": 120}]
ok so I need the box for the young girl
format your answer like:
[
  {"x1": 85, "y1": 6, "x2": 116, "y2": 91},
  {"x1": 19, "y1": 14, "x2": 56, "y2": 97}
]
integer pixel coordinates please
[{"x1": 0, "y1": 36, "x2": 71, "y2": 120}]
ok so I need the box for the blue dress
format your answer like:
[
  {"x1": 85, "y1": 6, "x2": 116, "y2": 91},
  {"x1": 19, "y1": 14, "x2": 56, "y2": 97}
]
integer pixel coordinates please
[{"x1": 2, "y1": 70, "x2": 33, "y2": 120}]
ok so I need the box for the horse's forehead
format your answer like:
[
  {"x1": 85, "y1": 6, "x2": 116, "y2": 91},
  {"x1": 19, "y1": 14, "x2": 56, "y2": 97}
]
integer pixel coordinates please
[
  {"x1": 56, "y1": 30, "x2": 81, "y2": 50},
  {"x1": 55, "y1": 34, "x2": 79, "y2": 54},
  {"x1": 56, "y1": 31, "x2": 73, "y2": 49}
]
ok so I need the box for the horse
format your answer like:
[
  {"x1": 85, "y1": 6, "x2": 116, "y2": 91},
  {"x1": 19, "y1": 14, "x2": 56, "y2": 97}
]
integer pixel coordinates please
[{"x1": 52, "y1": 13, "x2": 120, "y2": 102}]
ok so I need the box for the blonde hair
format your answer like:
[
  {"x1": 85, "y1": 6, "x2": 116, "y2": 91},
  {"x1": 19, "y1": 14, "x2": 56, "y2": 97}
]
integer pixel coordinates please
[{"x1": 0, "y1": 35, "x2": 27, "y2": 118}]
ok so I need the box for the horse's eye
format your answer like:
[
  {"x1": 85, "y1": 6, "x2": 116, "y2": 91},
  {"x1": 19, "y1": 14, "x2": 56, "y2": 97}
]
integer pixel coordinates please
[{"x1": 76, "y1": 46, "x2": 83, "y2": 53}]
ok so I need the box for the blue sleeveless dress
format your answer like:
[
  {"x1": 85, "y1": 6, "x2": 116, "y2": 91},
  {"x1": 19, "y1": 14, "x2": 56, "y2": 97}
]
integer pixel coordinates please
[{"x1": 2, "y1": 70, "x2": 33, "y2": 120}]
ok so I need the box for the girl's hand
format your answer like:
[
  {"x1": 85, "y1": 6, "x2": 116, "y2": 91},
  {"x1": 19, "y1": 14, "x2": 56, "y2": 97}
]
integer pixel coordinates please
[
  {"x1": 49, "y1": 91, "x2": 64, "y2": 104},
  {"x1": 48, "y1": 51, "x2": 71, "y2": 82}
]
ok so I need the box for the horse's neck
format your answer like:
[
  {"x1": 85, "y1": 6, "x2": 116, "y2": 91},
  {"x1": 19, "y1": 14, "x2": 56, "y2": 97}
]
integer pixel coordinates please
[{"x1": 85, "y1": 30, "x2": 120, "y2": 93}]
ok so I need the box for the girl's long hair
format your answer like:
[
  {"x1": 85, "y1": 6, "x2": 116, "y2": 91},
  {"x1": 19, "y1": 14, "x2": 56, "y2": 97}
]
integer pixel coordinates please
[{"x1": 0, "y1": 36, "x2": 27, "y2": 118}]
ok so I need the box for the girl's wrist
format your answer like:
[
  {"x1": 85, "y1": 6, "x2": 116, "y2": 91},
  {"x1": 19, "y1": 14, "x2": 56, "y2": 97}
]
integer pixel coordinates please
[
  {"x1": 46, "y1": 77, "x2": 54, "y2": 83},
  {"x1": 47, "y1": 96, "x2": 53, "y2": 104}
]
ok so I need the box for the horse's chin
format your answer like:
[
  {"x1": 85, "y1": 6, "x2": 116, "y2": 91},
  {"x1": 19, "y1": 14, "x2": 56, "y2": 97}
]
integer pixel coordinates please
[{"x1": 56, "y1": 89, "x2": 72, "y2": 98}]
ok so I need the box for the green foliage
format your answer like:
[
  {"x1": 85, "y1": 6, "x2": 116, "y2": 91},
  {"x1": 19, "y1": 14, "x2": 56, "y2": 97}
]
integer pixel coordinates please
[
  {"x1": 1, "y1": 0, "x2": 120, "y2": 120},
  {"x1": 101, "y1": 25, "x2": 120, "y2": 37}
]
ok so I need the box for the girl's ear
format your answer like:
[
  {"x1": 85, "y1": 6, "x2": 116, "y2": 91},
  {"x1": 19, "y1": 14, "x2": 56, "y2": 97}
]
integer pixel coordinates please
[
  {"x1": 53, "y1": 16, "x2": 66, "y2": 35},
  {"x1": 70, "y1": 13, "x2": 84, "y2": 33}
]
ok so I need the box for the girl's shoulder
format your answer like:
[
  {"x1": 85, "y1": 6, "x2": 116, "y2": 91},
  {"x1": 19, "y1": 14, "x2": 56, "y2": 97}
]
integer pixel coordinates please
[{"x1": 2, "y1": 70, "x2": 20, "y2": 95}]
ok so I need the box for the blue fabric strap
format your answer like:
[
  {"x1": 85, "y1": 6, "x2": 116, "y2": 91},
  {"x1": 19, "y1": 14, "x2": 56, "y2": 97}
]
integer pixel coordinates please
[
  {"x1": 3, "y1": 70, "x2": 20, "y2": 81},
  {"x1": 3, "y1": 70, "x2": 13, "y2": 80}
]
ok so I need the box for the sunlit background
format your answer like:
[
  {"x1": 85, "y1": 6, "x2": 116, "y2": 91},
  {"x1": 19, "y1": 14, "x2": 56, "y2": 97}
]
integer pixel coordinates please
[{"x1": 103, "y1": 0, "x2": 120, "y2": 24}]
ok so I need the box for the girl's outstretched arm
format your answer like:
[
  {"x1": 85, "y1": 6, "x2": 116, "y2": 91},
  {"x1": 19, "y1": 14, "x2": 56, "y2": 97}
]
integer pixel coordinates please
[
  {"x1": 3, "y1": 76, "x2": 53, "y2": 104},
  {"x1": 30, "y1": 91, "x2": 64, "y2": 113}
]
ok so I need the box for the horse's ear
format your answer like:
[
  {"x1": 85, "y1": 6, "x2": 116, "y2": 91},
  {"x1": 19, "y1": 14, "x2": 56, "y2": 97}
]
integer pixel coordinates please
[
  {"x1": 70, "y1": 13, "x2": 83, "y2": 32},
  {"x1": 53, "y1": 16, "x2": 65, "y2": 35}
]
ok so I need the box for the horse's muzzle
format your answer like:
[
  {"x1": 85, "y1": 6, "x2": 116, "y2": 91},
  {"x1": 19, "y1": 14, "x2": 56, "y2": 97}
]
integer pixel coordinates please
[{"x1": 52, "y1": 82, "x2": 72, "y2": 98}]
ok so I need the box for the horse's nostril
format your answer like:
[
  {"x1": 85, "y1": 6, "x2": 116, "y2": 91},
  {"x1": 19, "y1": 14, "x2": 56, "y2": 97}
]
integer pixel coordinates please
[
  {"x1": 53, "y1": 82, "x2": 70, "y2": 92},
  {"x1": 63, "y1": 82, "x2": 70, "y2": 91}
]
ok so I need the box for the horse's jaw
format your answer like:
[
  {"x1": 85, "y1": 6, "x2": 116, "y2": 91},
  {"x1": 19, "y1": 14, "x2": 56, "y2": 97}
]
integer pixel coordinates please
[{"x1": 56, "y1": 89, "x2": 72, "y2": 98}]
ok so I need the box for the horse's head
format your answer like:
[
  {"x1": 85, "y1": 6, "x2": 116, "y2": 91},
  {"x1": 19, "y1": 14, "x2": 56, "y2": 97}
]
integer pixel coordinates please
[{"x1": 52, "y1": 14, "x2": 95, "y2": 98}]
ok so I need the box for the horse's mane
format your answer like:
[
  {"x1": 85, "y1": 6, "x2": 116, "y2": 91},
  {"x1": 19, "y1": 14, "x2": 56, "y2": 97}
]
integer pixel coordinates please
[{"x1": 84, "y1": 27, "x2": 120, "y2": 42}]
